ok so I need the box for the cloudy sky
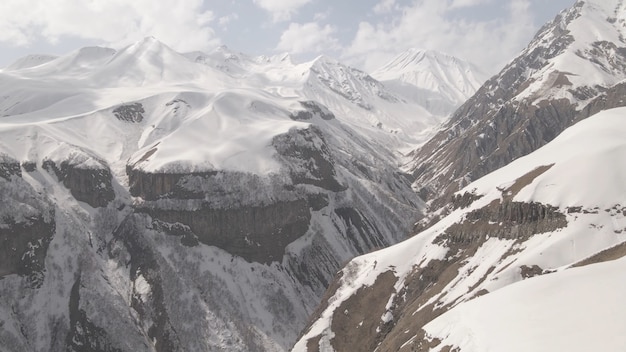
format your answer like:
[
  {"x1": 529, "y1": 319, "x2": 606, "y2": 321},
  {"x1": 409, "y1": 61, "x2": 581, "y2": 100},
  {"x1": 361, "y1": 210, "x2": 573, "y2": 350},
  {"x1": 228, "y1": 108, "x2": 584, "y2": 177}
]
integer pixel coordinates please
[{"x1": 0, "y1": 0, "x2": 573, "y2": 74}]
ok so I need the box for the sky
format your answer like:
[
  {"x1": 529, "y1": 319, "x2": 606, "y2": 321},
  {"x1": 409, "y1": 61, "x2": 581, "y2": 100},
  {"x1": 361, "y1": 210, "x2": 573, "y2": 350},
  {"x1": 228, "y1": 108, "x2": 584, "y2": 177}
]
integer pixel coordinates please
[{"x1": 0, "y1": 0, "x2": 574, "y2": 74}]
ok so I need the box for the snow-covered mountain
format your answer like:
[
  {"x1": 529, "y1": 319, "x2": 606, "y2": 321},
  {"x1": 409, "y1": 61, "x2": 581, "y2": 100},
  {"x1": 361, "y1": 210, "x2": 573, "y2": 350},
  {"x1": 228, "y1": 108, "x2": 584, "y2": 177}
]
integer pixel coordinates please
[
  {"x1": 294, "y1": 1, "x2": 626, "y2": 351},
  {"x1": 372, "y1": 49, "x2": 486, "y2": 116},
  {"x1": 0, "y1": 36, "x2": 459, "y2": 351},
  {"x1": 294, "y1": 105, "x2": 626, "y2": 352},
  {"x1": 408, "y1": 0, "x2": 626, "y2": 208}
]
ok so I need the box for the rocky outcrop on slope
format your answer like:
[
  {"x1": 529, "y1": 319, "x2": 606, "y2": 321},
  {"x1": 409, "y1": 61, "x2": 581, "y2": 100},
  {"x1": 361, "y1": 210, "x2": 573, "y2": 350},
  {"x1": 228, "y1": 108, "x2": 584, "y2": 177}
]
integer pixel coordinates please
[
  {"x1": 65, "y1": 275, "x2": 123, "y2": 352},
  {"x1": 0, "y1": 174, "x2": 56, "y2": 291},
  {"x1": 0, "y1": 214, "x2": 55, "y2": 288},
  {"x1": 273, "y1": 126, "x2": 345, "y2": 192},
  {"x1": 297, "y1": 196, "x2": 568, "y2": 352},
  {"x1": 290, "y1": 101, "x2": 336, "y2": 121},
  {"x1": 143, "y1": 199, "x2": 311, "y2": 264},
  {"x1": 112, "y1": 103, "x2": 145, "y2": 123},
  {"x1": 43, "y1": 156, "x2": 115, "y2": 208},
  {"x1": 0, "y1": 154, "x2": 22, "y2": 180}
]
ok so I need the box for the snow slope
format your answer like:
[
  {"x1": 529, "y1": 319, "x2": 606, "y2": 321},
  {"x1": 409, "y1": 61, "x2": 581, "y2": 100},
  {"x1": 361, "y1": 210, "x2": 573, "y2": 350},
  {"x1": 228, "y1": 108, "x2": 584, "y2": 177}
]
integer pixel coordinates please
[{"x1": 424, "y1": 256, "x2": 626, "y2": 352}]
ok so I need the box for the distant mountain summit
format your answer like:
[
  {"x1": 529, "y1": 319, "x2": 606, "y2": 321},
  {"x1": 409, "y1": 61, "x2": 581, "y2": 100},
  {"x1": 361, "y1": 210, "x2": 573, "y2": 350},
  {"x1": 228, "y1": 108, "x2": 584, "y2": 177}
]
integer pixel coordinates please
[{"x1": 372, "y1": 49, "x2": 486, "y2": 116}]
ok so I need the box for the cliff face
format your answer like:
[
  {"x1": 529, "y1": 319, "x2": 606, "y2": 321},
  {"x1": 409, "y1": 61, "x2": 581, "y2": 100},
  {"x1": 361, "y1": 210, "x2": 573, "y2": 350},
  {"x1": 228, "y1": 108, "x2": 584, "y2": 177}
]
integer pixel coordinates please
[
  {"x1": 43, "y1": 158, "x2": 115, "y2": 208},
  {"x1": 0, "y1": 157, "x2": 56, "y2": 289}
]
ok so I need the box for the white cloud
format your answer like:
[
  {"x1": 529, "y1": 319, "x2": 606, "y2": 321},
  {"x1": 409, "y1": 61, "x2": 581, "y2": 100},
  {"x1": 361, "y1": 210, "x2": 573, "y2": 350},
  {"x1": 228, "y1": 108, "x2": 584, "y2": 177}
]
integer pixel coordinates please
[
  {"x1": 314, "y1": 11, "x2": 330, "y2": 22},
  {"x1": 219, "y1": 13, "x2": 239, "y2": 28},
  {"x1": 341, "y1": 0, "x2": 536, "y2": 74},
  {"x1": 449, "y1": 0, "x2": 493, "y2": 9},
  {"x1": 0, "y1": 0, "x2": 220, "y2": 52},
  {"x1": 373, "y1": 0, "x2": 397, "y2": 14},
  {"x1": 276, "y1": 22, "x2": 339, "y2": 55},
  {"x1": 252, "y1": 0, "x2": 312, "y2": 22}
]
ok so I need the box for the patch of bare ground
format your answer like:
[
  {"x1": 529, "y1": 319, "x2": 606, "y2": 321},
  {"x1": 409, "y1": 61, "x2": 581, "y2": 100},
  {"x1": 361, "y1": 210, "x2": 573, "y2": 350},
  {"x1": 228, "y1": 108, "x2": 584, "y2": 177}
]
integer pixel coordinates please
[
  {"x1": 572, "y1": 241, "x2": 626, "y2": 267},
  {"x1": 305, "y1": 335, "x2": 322, "y2": 352},
  {"x1": 502, "y1": 164, "x2": 554, "y2": 200},
  {"x1": 471, "y1": 289, "x2": 489, "y2": 300},
  {"x1": 520, "y1": 264, "x2": 544, "y2": 279},
  {"x1": 329, "y1": 271, "x2": 398, "y2": 352}
]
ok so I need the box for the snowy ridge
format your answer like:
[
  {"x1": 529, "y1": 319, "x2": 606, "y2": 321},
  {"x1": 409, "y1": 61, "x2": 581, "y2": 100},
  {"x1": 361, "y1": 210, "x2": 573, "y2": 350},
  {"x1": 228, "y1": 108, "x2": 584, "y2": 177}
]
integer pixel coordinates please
[
  {"x1": 3, "y1": 54, "x2": 58, "y2": 71},
  {"x1": 509, "y1": 0, "x2": 626, "y2": 105},
  {"x1": 294, "y1": 107, "x2": 626, "y2": 351},
  {"x1": 407, "y1": 0, "x2": 626, "y2": 207},
  {"x1": 372, "y1": 49, "x2": 486, "y2": 116}
]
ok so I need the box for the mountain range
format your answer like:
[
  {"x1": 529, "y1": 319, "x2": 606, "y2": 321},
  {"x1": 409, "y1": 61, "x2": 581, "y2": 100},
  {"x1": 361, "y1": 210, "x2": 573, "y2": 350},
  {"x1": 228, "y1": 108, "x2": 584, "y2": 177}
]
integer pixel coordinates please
[
  {"x1": 1, "y1": 0, "x2": 625, "y2": 351},
  {"x1": 295, "y1": 0, "x2": 626, "y2": 351}
]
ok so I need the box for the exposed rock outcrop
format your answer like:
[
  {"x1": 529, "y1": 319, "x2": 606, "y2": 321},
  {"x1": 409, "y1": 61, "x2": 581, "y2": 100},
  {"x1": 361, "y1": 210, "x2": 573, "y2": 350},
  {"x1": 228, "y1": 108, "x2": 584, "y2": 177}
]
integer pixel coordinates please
[
  {"x1": 0, "y1": 214, "x2": 55, "y2": 287},
  {"x1": 273, "y1": 126, "x2": 345, "y2": 192},
  {"x1": 142, "y1": 199, "x2": 311, "y2": 264},
  {"x1": 290, "y1": 101, "x2": 336, "y2": 121},
  {"x1": 442, "y1": 201, "x2": 567, "y2": 245},
  {"x1": 0, "y1": 154, "x2": 22, "y2": 180},
  {"x1": 43, "y1": 158, "x2": 115, "y2": 208},
  {"x1": 113, "y1": 103, "x2": 144, "y2": 123},
  {"x1": 66, "y1": 275, "x2": 123, "y2": 352}
]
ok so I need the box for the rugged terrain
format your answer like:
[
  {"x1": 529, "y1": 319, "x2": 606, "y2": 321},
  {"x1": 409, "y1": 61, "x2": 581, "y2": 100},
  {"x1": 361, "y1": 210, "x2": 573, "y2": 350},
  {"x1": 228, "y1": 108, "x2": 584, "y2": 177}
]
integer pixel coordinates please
[
  {"x1": 0, "y1": 37, "x2": 481, "y2": 351},
  {"x1": 409, "y1": 0, "x2": 626, "y2": 208},
  {"x1": 295, "y1": 105, "x2": 626, "y2": 352},
  {"x1": 295, "y1": 0, "x2": 626, "y2": 351}
]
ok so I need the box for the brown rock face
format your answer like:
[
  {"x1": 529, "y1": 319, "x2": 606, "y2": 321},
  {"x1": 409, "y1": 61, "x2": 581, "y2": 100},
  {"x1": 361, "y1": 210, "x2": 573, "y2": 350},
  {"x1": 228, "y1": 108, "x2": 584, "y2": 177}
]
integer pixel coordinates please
[
  {"x1": 443, "y1": 201, "x2": 567, "y2": 245},
  {"x1": 43, "y1": 159, "x2": 115, "y2": 208},
  {"x1": 329, "y1": 271, "x2": 398, "y2": 352}
]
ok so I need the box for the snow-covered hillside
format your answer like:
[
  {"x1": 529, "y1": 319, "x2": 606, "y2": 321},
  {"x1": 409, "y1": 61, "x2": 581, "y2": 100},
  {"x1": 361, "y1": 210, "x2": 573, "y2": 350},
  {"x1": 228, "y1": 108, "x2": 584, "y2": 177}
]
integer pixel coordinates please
[
  {"x1": 424, "y1": 256, "x2": 626, "y2": 352},
  {"x1": 0, "y1": 35, "x2": 461, "y2": 351},
  {"x1": 294, "y1": 106, "x2": 626, "y2": 352}
]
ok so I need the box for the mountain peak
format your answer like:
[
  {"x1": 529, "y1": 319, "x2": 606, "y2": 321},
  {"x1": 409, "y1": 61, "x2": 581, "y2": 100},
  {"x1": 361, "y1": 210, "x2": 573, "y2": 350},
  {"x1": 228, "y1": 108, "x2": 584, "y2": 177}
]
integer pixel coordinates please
[{"x1": 371, "y1": 48, "x2": 486, "y2": 115}]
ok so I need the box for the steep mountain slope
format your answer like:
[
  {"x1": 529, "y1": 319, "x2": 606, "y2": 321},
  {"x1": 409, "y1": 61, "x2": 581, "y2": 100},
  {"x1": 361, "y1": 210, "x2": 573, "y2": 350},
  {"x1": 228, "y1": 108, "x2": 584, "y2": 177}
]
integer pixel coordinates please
[
  {"x1": 294, "y1": 106, "x2": 626, "y2": 352},
  {"x1": 372, "y1": 49, "x2": 486, "y2": 116},
  {"x1": 409, "y1": 0, "x2": 626, "y2": 207},
  {"x1": 0, "y1": 38, "x2": 439, "y2": 351}
]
